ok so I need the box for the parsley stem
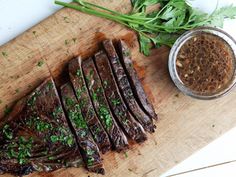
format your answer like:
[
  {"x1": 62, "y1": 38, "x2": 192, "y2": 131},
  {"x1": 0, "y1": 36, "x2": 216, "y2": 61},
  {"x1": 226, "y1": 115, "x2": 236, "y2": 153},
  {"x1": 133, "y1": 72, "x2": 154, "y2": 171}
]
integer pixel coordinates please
[
  {"x1": 55, "y1": 1, "x2": 165, "y2": 32},
  {"x1": 55, "y1": 1, "x2": 207, "y2": 32},
  {"x1": 55, "y1": 1, "x2": 136, "y2": 24},
  {"x1": 75, "y1": 0, "x2": 150, "y2": 20}
]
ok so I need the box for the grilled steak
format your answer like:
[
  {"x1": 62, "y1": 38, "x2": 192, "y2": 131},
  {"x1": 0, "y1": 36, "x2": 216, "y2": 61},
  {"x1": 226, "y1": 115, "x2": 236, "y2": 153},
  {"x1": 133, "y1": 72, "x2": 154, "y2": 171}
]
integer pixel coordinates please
[
  {"x1": 94, "y1": 51, "x2": 147, "y2": 143},
  {"x1": 0, "y1": 78, "x2": 83, "y2": 176},
  {"x1": 117, "y1": 40, "x2": 158, "y2": 120},
  {"x1": 60, "y1": 83, "x2": 104, "y2": 174},
  {"x1": 68, "y1": 57, "x2": 111, "y2": 154},
  {"x1": 103, "y1": 40, "x2": 156, "y2": 133},
  {"x1": 81, "y1": 57, "x2": 129, "y2": 152}
]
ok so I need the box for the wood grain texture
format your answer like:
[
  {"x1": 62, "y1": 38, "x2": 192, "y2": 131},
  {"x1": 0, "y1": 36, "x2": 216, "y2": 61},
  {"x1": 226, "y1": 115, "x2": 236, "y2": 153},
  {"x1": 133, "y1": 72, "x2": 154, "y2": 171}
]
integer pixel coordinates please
[{"x1": 0, "y1": 0, "x2": 236, "y2": 176}]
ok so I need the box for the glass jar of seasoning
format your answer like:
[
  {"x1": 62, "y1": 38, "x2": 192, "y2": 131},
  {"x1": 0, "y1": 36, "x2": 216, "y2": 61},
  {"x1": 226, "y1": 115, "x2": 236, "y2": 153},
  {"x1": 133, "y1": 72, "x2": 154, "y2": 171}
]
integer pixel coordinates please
[{"x1": 169, "y1": 27, "x2": 236, "y2": 100}]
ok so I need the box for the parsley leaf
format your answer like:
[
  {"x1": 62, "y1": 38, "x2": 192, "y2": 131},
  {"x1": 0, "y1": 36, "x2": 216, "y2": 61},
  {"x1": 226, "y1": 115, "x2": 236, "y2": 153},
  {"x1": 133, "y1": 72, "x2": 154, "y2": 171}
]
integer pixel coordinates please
[
  {"x1": 152, "y1": 32, "x2": 180, "y2": 47},
  {"x1": 37, "y1": 60, "x2": 44, "y2": 67},
  {"x1": 139, "y1": 33, "x2": 152, "y2": 56},
  {"x1": 208, "y1": 5, "x2": 236, "y2": 28},
  {"x1": 132, "y1": 0, "x2": 166, "y2": 12}
]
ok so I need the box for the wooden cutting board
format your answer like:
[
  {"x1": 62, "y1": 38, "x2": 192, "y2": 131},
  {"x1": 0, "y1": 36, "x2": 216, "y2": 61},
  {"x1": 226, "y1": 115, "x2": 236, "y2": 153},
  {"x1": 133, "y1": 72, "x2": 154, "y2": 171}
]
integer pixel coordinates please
[{"x1": 1, "y1": 1, "x2": 236, "y2": 176}]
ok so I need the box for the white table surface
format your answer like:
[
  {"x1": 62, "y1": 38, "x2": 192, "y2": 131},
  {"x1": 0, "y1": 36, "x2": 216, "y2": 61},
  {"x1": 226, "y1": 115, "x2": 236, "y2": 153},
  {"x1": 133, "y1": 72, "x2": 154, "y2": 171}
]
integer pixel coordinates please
[{"x1": 1, "y1": 0, "x2": 236, "y2": 176}]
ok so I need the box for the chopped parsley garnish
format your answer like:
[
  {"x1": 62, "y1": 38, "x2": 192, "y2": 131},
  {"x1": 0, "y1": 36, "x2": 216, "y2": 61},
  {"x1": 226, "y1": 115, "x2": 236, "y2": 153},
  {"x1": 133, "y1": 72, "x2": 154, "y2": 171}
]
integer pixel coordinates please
[
  {"x1": 76, "y1": 88, "x2": 82, "y2": 98},
  {"x1": 50, "y1": 135, "x2": 59, "y2": 143},
  {"x1": 92, "y1": 92, "x2": 97, "y2": 101},
  {"x1": 68, "y1": 104, "x2": 87, "y2": 129},
  {"x1": 27, "y1": 96, "x2": 36, "y2": 106},
  {"x1": 123, "y1": 50, "x2": 131, "y2": 57},
  {"x1": 47, "y1": 81, "x2": 53, "y2": 90},
  {"x1": 117, "y1": 110, "x2": 124, "y2": 116},
  {"x1": 80, "y1": 130, "x2": 87, "y2": 137},
  {"x1": 6, "y1": 136, "x2": 33, "y2": 165},
  {"x1": 89, "y1": 70, "x2": 94, "y2": 77},
  {"x1": 7, "y1": 148, "x2": 18, "y2": 159},
  {"x1": 35, "y1": 119, "x2": 52, "y2": 131},
  {"x1": 94, "y1": 127, "x2": 100, "y2": 134},
  {"x1": 87, "y1": 157, "x2": 95, "y2": 166},
  {"x1": 98, "y1": 105, "x2": 112, "y2": 129},
  {"x1": 175, "y1": 93, "x2": 179, "y2": 98},
  {"x1": 77, "y1": 86, "x2": 86, "y2": 102},
  {"x1": 52, "y1": 106, "x2": 63, "y2": 118},
  {"x1": 2, "y1": 124, "x2": 13, "y2": 139},
  {"x1": 124, "y1": 152, "x2": 128, "y2": 158},
  {"x1": 72, "y1": 38, "x2": 77, "y2": 43},
  {"x1": 50, "y1": 133, "x2": 74, "y2": 147},
  {"x1": 32, "y1": 31, "x2": 36, "y2": 35},
  {"x1": 25, "y1": 117, "x2": 33, "y2": 127},
  {"x1": 0, "y1": 99, "x2": 2, "y2": 104},
  {"x1": 86, "y1": 107, "x2": 94, "y2": 117},
  {"x1": 66, "y1": 136, "x2": 74, "y2": 146},
  {"x1": 63, "y1": 16, "x2": 70, "y2": 23},
  {"x1": 79, "y1": 98, "x2": 86, "y2": 108},
  {"x1": 4, "y1": 105, "x2": 12, "y2": 116},
  {"x1": 27, "y1": 91, "x2": 40, "y2": 106},
  {"x1": 65, "y1": 97, "x2": 75, "y2": 107},
  {"x1": 76, "y1": 69, "x2": 82, "y2": 77},
  {"x1": 96, "y1": 87, "x2": 102, "y2": 94},
  {"x1": 123, "y1": 119, "x2": 129, "y2": 125},
  {"x1": 15, "y1": 88, "x2": 20, "y2": 93},
  {"x1": 85, "y1": 76, "x2": 90, "y2": 83},
  {"x1": 48, "y1": 156, "x2": 54, "y2": 160},
  {"x1": 37, "y1": 60, "x2": 44, "y2": 67},
  {"x1": 64, "y1": 39, "x2": 69, "y2": 45},
  {"x1": 127, "y1": 90, "x2": 133, "y2": 97},
  {"x1": 18, "y1": 137, "x2": 33, "y2": 164},
  {"x1": 26, "y1": 116, "x2": 52, "y2": 132},
  {"x1": 87, "y1": 149, "x2": 94, "y2": 155},
  {"x1": 103, "y1": 80, "x2": 108, "y2": 88},
  {"x1": 1, "y1": 51, "x2": 8, "y2": 57},
  {"x1": 82, "y1": 85, "x2": 87, "y2": 92},
  {"x1": 111, "y1": 98, "x2": 120, "y2": 106}
]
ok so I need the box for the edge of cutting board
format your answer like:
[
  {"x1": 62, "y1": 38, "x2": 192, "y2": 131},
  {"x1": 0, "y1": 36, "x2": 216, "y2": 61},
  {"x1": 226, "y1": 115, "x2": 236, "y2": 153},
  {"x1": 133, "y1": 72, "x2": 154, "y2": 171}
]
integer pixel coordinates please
[{"x1": 0, "y1": 1, "x2": 236, "y2": 176}]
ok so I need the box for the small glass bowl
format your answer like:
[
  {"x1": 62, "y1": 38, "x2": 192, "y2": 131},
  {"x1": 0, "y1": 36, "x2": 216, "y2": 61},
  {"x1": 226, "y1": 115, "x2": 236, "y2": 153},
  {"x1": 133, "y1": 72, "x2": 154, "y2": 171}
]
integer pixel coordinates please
[{"x1": 168, "y1": 27, "x2": 236, "y2": 100}]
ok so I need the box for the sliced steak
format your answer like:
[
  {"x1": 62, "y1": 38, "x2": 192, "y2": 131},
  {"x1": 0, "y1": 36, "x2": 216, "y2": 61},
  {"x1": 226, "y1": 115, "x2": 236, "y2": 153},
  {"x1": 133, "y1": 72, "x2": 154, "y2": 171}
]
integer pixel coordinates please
[
  {"x1": 0, "y1": 78, "x2": 83, "y2": 176},
  {"x1": 81, "y1": 57, "x2": 129, "y2": 152},
  {"x1": 94, "y1": 51, "x2": 147, "y2": 143},
  {"x1": 60, "y1": 83, "x2": 104, "y2": 174},
  {"x1": 68, "y1": 57, "x2": 111, "y2": 154},
  {"x1": 103, "y1": 40, "x2": 156, "y2": 133},
  {"x1": 117, "y1": 40, "x2": 158, "y2": 120}
]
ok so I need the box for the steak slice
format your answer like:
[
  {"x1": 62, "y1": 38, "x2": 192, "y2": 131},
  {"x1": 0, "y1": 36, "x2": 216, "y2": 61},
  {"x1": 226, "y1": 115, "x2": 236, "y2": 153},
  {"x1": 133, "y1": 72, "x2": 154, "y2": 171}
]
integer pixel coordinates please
[
  {"x1": 94, "y1": 51, "x2": 147, "y2": 143},
  {"x1": 81, "y1": 57, "x2": 129, "y2": 152},
  {"x1": 60, "y1": 83, "x2": 104, "y2": 174},
  {"x1": 117, "y1": 40, "x2": 158, "y2": 120},
  {"x1": 0, "y1": 78, "x2": 83, "y2": 176},
  {"x1": 68, "y1": 57, "x2": 111, "y2": 154},
  {"x1": 103, "y1": 40, "x2": 156, "y2": 133}
]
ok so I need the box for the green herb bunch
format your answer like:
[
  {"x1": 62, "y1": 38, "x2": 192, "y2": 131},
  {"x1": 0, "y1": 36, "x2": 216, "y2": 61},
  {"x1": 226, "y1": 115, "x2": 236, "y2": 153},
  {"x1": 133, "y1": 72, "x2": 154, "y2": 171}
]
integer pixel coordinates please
[{"x1": 55, "y1": 0, "x2": 236, "y2": 56}]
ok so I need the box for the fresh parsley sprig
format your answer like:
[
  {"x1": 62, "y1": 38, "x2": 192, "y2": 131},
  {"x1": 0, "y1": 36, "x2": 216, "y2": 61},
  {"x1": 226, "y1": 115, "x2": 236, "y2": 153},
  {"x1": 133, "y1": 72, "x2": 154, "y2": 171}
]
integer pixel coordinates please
[{"x1": 55, "y1": 0, "x2": 236, "y2": 56}]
